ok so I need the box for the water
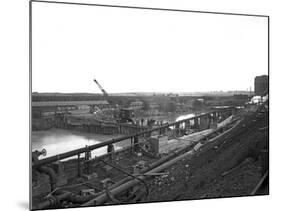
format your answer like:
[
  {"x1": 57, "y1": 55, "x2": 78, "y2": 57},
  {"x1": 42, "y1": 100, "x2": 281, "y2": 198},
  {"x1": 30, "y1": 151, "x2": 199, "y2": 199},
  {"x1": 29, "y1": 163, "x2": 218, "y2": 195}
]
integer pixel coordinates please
[
  {"x1": 32, "y1": 129, "x2": 127, "y2": 159},
  {"x1": 148, "y1": 112, "x2": 196, "y2": 124},
  {"x1": 175, "y1": 113, "x2": 195, "y2": 122}
]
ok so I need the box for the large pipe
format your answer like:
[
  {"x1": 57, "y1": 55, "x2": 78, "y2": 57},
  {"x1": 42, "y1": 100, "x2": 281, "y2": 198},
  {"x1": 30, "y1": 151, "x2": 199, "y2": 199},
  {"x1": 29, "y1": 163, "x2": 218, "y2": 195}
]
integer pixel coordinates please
[
  {"x1": 89, "y1": 121, "x2": 235, "y2": 198},
  {"x1": 33, "y1": 110, "x2": 231, "y2": 168},
  {"x1": 68, "y1": 193, "x2": 94, "y2": 204},
  {"x1": 83, "y1": 145, "x2": 200, "y2": 206},
  {"x1": 250, "y1": 170, "x2": 269, "y2": 195},
  {"x1": 32, "y1": 190, "x2": 96, "y2": 210},
  {"x1": 32, "y1": 191, "x2": 71, "y2": 210},
  {"x1": 93, "y1": 144, "x2": 196, "y2": 196},
  {"x1": 37, "y1": 166, "x2": 57, "y2": 191},
  {"x1": 32, "y1": 143, "x2": 194, "y2": 209}
]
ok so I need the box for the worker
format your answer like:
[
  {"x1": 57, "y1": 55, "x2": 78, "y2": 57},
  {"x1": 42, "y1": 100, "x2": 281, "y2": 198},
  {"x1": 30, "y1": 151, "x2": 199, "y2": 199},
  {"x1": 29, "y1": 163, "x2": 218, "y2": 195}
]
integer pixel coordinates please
[
  {"x1": 141, "y1": 118, "x2": 144, "y2": 126},
  {"x1": 107, "y1": 144, "x2": 115, "y2": 160},
  {"x1": 85, "y1": 145, "x2": 91, "y2": 161}
]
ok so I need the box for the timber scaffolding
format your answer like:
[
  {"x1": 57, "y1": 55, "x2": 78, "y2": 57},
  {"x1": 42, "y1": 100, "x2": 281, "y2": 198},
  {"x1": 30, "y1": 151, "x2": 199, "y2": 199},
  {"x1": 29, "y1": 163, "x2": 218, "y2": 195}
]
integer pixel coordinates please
[
  {"x1": 32, "y1": 106, "x2": 244, "y2": 209},
  {"x1": 53, "y1": 115, "x2": 149, "y2": 135},
  {"x1": 66, "y1": 122, "x2": 148, "y2": 135}
]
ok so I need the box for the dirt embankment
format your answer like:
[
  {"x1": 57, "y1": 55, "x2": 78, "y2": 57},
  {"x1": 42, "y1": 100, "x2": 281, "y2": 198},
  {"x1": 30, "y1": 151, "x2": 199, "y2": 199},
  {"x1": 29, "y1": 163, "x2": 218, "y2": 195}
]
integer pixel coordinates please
[{"x1": 143, "y1": 111, "x2": 268, "y2": 202}]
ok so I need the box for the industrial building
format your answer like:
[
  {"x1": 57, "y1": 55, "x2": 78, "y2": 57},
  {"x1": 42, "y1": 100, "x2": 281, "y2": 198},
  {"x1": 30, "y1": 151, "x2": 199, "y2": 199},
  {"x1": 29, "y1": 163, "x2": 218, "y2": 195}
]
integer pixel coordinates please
[{"x1": 254, "y1": 75, "x2": 268, "y2": 96}]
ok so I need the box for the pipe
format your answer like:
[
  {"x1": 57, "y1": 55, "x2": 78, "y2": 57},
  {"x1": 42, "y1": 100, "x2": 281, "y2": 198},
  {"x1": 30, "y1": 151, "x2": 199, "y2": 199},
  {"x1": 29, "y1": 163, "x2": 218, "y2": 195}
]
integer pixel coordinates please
[
  {"x1": 100, "y1": 159, "x2": 149, "y2": 195},
  {"x1": 91, "y1": 143, "x2": 197, "y2": 199},
  {"x1": 69, "y1": 194, "x2": 94, "y2": 204},
  {"x1": 32, "y1": 192, "x2": 71, "y2": 210},
  {"x1": 33, "y1": 110, "x2": 231, "y2": 168},
  {"x1": 37, "y1": 166, "x2": 57, "y2": 191},
  {"x1": 82, "y1": 145, "x2": 200, "y2": 206},
  {"x1": 250, "y1": 170, "x2": 269, "y2": 195},
  {"x1": 32, "y1": 190, "x2": 96, "y2": 210},
  {"x1": 86, "y1": 119, "x2": 238, "y2": 200}
]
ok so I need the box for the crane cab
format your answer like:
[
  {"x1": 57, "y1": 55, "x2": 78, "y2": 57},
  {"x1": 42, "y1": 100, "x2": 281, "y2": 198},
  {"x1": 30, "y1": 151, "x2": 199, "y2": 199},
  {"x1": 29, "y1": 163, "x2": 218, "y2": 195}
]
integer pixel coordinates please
[{"x1": 118, "y1": 108, "x2": 135, "y2": 123}]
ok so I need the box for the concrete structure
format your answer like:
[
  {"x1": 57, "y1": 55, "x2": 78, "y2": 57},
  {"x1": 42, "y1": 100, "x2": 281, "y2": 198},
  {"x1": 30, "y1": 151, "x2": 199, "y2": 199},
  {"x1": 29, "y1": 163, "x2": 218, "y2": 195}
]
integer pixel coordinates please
[{"x1": 255, "y1": 75, "x2": 268, "y2": 96}]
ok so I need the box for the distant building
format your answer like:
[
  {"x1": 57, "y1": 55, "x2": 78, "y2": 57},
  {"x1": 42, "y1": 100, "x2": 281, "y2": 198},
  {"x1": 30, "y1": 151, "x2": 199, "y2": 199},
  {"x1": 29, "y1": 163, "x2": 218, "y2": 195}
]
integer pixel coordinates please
[
  {"x1": 254, "y1": 75, "x2": 268, "y2": 96},
  {"x1": 32, "y1": 100, "x2": 109, "y2": 109},
  {"x1": 149, "y1": 102, "x2": 160, "y2": 109},
  {"x1": 129, "y1": 101, "x2": 144, "y2": 110},
  {"x1": 233, "y1": 94, "x2": 249, "y2": 100},
  {"x1": 32, "y1": 100, "x2": 110, "y2": 117}
]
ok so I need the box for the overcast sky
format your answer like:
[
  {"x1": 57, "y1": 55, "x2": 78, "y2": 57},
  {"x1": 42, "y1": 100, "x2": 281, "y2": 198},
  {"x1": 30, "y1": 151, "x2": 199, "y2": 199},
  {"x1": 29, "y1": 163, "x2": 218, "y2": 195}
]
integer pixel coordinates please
[{"x1": 32, "y1": 2, "x2": 268, "y2": 94}]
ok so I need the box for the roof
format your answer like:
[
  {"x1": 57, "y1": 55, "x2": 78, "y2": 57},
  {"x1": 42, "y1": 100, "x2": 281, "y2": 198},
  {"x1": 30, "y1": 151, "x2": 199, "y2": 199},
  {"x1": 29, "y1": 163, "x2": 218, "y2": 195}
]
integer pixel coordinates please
[{"x1": 32, "y1": 100, "x2": 109, "y2": 107}]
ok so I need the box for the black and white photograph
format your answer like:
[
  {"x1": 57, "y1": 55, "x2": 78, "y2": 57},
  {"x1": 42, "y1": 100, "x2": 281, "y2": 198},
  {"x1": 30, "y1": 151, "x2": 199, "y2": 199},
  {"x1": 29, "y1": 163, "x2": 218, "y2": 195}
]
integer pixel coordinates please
[{"x1": 30, "y1": 0, "x2": 269, "y2": 210}]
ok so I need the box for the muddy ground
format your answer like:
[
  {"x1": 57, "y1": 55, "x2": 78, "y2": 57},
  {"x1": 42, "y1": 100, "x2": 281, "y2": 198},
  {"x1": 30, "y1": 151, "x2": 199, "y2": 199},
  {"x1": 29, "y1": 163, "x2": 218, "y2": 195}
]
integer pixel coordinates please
[{"x1": 137, "y1": 110, "x2": 269, "y2": 203}]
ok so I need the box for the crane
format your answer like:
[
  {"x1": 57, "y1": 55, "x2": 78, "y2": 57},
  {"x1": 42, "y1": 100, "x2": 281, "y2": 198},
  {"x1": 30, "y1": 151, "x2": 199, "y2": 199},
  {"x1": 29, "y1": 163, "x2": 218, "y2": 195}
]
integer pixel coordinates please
[
  {"x1": 93, "y1": 78, "x2": 135, "y2": 124},
  {"x1": 93, "y1": 78, "x2": 108, "y2": 97}
]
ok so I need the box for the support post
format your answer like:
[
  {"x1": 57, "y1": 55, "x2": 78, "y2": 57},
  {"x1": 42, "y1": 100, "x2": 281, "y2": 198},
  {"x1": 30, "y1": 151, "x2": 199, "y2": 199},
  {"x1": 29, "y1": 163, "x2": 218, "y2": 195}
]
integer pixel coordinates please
[
  {"x1": 133, "y1": 136, "x2": 139, "y2": 151},
  {"x1": 175, "y1": 123, "x2": 180, "y2": 136},
  {"x1": 77, "y1": 154, "x2": 81, "y2": 177},
  {"x1": 107, "y1": 144, "x2": 115, "y2": 160},
  {"x1": 194, "y1": 117, "x2": 199, "y2": 129}
]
